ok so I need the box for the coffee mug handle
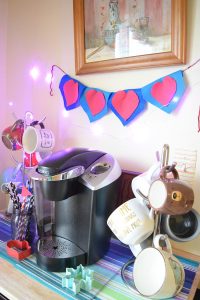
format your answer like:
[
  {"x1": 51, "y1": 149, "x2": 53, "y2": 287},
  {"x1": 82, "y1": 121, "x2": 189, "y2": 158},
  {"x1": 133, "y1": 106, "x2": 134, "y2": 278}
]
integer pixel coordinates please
[
  {"x1": 11, "y1": 119, "x2": 24, "y2": 131},
  {"x1": 153, "y1": 234, "x2": 172, "y2": 255},
  {"x1": 160, "y1": 164, "x2": 179, "y2": 180},
  {"x1": 145, "y1": 162, "x2": 161, "y2": 182},
  {"x1": 30, "y1": 120, "x2": 45, "y2": 129}
]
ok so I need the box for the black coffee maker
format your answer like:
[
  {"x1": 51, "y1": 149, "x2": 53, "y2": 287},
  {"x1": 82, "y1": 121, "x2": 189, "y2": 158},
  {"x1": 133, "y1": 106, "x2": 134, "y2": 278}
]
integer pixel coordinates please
[{"x1": 31, "y1": 148, "x2": 121, "y2": 272}]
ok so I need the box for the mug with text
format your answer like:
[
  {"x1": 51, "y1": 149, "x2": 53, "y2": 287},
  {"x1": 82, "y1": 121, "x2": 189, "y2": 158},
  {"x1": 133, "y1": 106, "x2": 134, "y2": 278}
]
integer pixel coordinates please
[
  {"x1": 22, "y1": 125, "x2": 55, "y2": 154},
  {"x1": 107, "y1": 198, "x2": 154, "y2": 247}
]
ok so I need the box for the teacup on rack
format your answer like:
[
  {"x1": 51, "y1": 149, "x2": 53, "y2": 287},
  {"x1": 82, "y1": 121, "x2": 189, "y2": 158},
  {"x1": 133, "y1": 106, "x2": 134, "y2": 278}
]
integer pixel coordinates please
[
  {"x1": 148, "y1": 165, "x2": 194, "y2": 215},
  {"x1": 133, "y1": 234, "x2": 185, "y2": 299}
]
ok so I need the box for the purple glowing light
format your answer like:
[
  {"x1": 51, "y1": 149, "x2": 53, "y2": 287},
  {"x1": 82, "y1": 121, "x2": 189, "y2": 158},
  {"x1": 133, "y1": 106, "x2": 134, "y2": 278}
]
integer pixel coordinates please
[
  {"x1": 45, "y1": 72, "x2": 52, "y2": 84},
  {"x1": 62, "y1": 110, "x2": 69, "y2": 118},
  {"x1": 30, "y1": 67, "x2": 40, "y2": 80}
]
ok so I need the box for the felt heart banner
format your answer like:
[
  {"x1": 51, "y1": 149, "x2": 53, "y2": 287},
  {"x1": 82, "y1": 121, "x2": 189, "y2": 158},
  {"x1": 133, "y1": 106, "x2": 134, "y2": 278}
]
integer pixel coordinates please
[{"x1": 58, "y1": 70, "x2": 186, "y2": 125}]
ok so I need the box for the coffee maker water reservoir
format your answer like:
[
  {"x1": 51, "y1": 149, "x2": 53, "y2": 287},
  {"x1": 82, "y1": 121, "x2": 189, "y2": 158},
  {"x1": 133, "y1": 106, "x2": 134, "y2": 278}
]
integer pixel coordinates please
[{"x1": 31, "y1": 148, "x2": 121, "y2": 271}]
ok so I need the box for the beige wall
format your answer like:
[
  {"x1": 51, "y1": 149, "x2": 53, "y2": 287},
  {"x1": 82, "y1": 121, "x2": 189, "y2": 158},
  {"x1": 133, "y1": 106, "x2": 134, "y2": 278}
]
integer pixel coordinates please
[
  {"x1": 1, "y1": 0, "x2": 200, "y2": 255},
  {"x1": 0, "y1": 0, "x2": 9, "y2": 209}
]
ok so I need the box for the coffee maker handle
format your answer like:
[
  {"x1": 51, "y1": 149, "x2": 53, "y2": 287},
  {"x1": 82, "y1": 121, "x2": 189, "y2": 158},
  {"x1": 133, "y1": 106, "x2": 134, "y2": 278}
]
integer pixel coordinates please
[
  {"x1": 11, "y1": 119, "x2": 24, "y2": 131},
  {"x1": 145, "y1": 162, "x2": 161, "y2": 182}
]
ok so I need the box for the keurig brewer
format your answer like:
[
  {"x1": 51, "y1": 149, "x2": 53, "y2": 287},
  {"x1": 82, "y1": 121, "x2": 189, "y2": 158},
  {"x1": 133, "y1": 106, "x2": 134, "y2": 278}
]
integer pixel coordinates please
[{"x1": 31, "y1": 147, "x2": 121, "y2": 272}]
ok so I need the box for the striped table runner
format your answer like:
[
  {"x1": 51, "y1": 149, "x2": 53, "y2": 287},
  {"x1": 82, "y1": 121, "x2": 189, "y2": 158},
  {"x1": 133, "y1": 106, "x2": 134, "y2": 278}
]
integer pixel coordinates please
[{"x1": 0, "y1": 216, "x2": 199, "y2": 299}]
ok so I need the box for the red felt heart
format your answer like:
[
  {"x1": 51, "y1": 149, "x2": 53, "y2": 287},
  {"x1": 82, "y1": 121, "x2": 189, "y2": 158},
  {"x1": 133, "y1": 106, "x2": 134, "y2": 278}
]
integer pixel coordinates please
[
  {"x1": 111, "y1": 90, "x2": 139, "y2": 120},
  {"x1": 151, "y1": 76, "x2": 177, "y2": 106},
  {"x1": 85, "y1": 89, "x2": 106, "y2": 116},
  {"x1": 63, "y1": 79, "x2": 78, "y2": 106}
]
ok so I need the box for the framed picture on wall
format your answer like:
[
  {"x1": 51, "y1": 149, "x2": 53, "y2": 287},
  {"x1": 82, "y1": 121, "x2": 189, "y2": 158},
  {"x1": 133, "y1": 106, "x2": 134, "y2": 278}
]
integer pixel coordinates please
[{"x1": 73, "y1": 0, "x2": 186, "y2": 75}]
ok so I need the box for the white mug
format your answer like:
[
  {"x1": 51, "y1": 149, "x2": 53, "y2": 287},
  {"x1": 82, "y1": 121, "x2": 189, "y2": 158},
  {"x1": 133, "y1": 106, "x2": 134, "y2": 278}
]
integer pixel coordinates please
[
  {"x1": 131, "y1": 162, "x2": 161, "y2": 201},
  {"x1": 107, "y1": 198, "x2": 154, "y2": 246},
  {"x1": 133, "y1": 234, "x2": 185, "y2": 299},
  {"x1": 22, "y1": 126, "x2": 55, "y2": 154}
]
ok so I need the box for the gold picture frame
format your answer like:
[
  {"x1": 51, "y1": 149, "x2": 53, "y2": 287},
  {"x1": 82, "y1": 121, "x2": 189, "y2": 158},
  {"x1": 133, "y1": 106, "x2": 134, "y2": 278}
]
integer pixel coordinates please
[{"x1": 73, "y1": 0, "x2": 186, "y2": 75}]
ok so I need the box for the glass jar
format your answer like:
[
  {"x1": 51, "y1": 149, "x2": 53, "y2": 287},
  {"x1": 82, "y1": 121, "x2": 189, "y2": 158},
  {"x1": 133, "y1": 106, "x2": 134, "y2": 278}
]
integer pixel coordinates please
[{"x1": 11, "y1": 208, "x2": 37, "y2": 245}]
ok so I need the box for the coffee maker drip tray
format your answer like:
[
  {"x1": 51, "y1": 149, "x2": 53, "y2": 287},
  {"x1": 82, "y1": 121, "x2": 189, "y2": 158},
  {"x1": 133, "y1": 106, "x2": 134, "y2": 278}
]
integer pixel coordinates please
[{"x1": 36, "y1": 236, "x2": 86, "y2": 272}]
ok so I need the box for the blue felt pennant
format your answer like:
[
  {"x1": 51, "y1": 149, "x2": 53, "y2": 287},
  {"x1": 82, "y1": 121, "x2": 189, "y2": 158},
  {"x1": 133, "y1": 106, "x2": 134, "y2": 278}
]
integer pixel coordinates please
[
  {"x1": 108, "y1": 88, "x2": 147, "y2": 126},
  {"x1": 80, "y1": 87, "x2": 111, "y2": 122},
  {"x1": 141, "y1": 70, "x2": 186, "y2": 113},
  {"x1": 59, "y1": 74, "x2": 86, "y2": 110}
]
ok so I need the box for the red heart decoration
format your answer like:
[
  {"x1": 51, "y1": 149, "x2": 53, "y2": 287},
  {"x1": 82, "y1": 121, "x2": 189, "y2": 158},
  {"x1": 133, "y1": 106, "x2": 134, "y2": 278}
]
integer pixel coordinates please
[
  {"x1": 85, "y1": 89, "x2": 106, "y2": 116},
  {"x1": 111, "y1": 90, "x2": 139, "y2": 120},
  {"x1": 63, "y1": 79, "x2": 78, "y2": 106},
  {"x1": 151, "y1": 76, "x2": 177, "y2": 106}
]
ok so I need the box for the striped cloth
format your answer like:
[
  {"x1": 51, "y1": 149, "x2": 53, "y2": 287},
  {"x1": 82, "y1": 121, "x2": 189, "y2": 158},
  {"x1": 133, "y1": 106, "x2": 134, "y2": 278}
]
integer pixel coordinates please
[{"x1": 0, "y1": 216, "x2": 199, "y2": 300}]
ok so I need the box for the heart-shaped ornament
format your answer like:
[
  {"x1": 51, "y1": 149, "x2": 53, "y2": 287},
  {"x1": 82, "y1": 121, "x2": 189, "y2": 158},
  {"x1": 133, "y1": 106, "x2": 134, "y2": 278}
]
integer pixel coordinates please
[
  {"x1": 151, "y1": 76, "x2": 177, "y2": 106},
  {"x1": 111, "y1": 90, "x2": 139, "y2": 121},
  {"x1": 63, "y1": 79, "x2": 79, "y2": 107},
  {"x1": 85, "y1": 89, "x2": 106, "y2": 116}
]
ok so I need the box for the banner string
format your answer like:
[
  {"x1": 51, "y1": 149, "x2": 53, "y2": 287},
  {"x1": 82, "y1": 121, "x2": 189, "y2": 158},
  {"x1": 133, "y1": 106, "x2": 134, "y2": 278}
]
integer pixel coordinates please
[
  {"x1": 49, "y1": 58, "x2": 200, "y2": 96},
  {"x1": 183, "y1": 57, "x2": 200, "y2": 73},
  {"x1": 50, "y1": 64, "x2": 66, "y2": 96}
]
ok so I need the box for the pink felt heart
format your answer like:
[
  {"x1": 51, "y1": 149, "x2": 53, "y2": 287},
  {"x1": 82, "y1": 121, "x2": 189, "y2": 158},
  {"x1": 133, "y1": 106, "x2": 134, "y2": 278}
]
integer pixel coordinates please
[
  {"x1": 63, "y1": 79, "x2": 78, "y2": 106},
  {"x1": 85, "y1": 89, "x2": 106, "y2": 116},
  {"x1": 151, "y1": 76, "x2": 177, "y2": 106},
  {"x1": 111, "y1": 90, "x2": 139, "y2": 120}
]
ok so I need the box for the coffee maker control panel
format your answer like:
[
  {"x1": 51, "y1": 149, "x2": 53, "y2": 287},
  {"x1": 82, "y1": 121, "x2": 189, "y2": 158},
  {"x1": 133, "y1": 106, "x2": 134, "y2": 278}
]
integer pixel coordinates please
[
  {"x1": 90, "y1": 162, "x2": 110, "y2": 175},
  {"x1": 79, "y1": 154, "x2": 121, "y2": 190}
]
